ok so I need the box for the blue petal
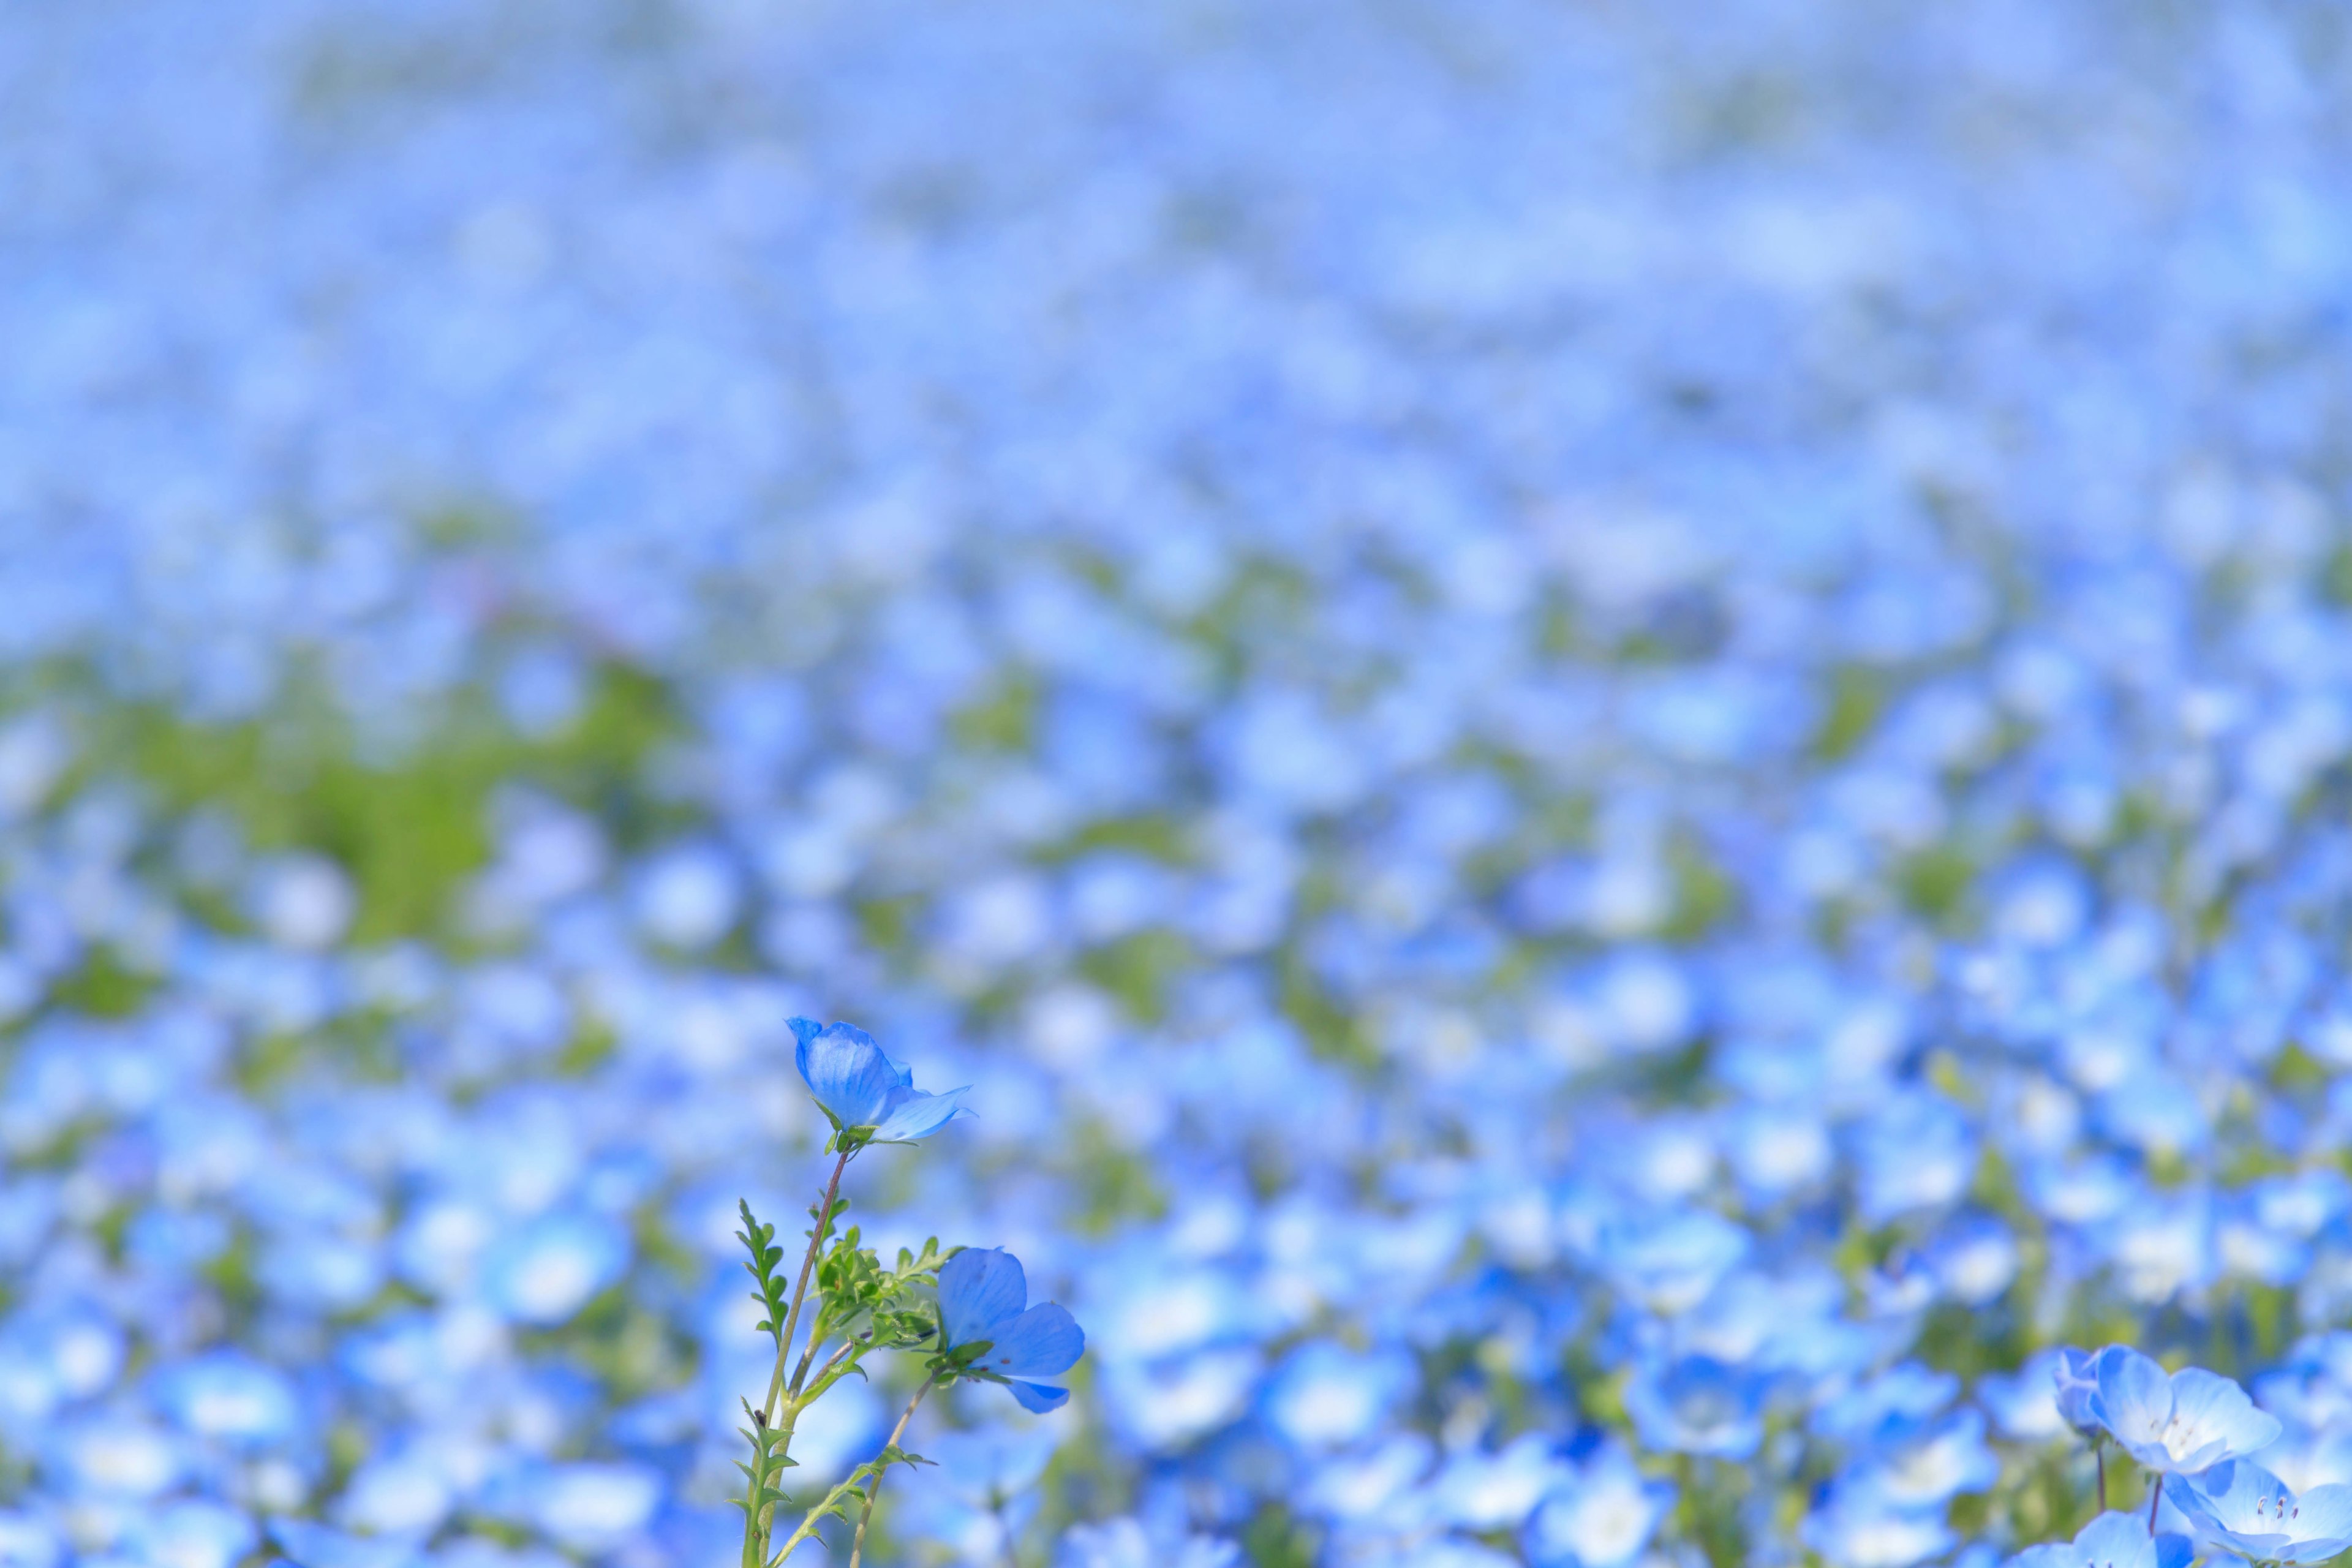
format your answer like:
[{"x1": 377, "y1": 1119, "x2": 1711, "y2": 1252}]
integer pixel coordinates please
[
  {"x1": 2070, "y1": 1511, "x2": 2155, "y2": 1568},
  {"x1": 791, "y1": 1019, "x2": 900, "y2": 1127},
  {"x1": 2092, "y1": 1347, "x2": 2171, "y2": 1455},
  {"x1": 871, "y1": 1085, "x2": 973, "y2": 1144},
  {"x1": 938, "y1": 1247, "x2": 1028, "y2": 1349},
  {"x1": 2007, "y1": 1547, "x2": 2082, "y2": 1568},
  {"x1": 980, "y1": 1302, "x2": 1084, "y2": 1380},
  {"x1": 2165, "y1": 1368, "x2": 2279, "y2": 1469},
  {"x1": 1008, "y1": 1381, "x2": 1069, "y2": 1414}
]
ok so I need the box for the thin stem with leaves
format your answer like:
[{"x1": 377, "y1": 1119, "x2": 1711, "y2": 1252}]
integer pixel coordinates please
[{"x1": 848, "y1": 1378, "x2": 938, "y2": 1568}]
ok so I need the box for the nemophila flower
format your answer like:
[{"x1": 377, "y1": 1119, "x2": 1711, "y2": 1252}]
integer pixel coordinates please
[
  {"x1": 2053, "y1": 1345, "x2": 2106, "y2": 1437},
  {"x1": 790, "y1": 1018, "x2": 973, "y2": 1144},
  {"x1": 157, "y1": 1351, "x2": 299, "y2": 1447},
  {"x1": 2007, "y1": 1510, "x2": 2192, "y2": 1568},
  {"x1": 1525, "y1": 1444, "x2": 1675, "y2": 1568},
  {"x1": 122, "y1": 1499, "x2": 257, "y2": 1568},
  {"x1": 1801, "y1": 1487, "x2": 1955, "y2": 1568},
  {"x1": 1060, "y1": 1517, "x2": 1239, "y2": 1568},
  {"x1": 938, "y1": 1246, "x2": 1085, "y2": 1413},
  {"x1": 1855, "y1": 1408, "x2": 2002, "y2": 1509},
  {"x1": 1623, "y1": 1353, "x2": 1764, "y2": 1459},
  {"x1": 480, "y1": 1211, "x2": 630, "y2": 1325},
  {"x1": 1263, "y1": 1342, "x2": 1412, "y2": 1450},
  {"x1": 1979, "y1": 1352, "x2": 2069, "y2": 1442},
  {"x1": 2171, "y1": 1460, "x2": 2352, "y2": 1564},
  {"x1": 1593, "y1": 1207, "x2": 1749, "y2": 1315},
  {"x1": 2091, "y1": 1349, "x2": 2280, "y2": 1475},
  {"x1": 1430, "y1": 1434, "x2": 1572, "y2": 1531}
]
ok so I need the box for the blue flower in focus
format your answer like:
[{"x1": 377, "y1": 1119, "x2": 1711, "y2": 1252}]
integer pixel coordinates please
[
  {"x1": 2006, "y1": 1510, "x2": 2192, "y2": 1568},
  {"x1": 1623, "y1": 1354, "x2": 1763, "y2": 1459},
  {"x1": 2090, "y1": 1349, "x2": 2280, "y2": 1476},
  {"x1": 2052, "y1": 1345, "x2": 2105, "y2": 1437},
  {"x1": 2171, "y1": 1460, "x2": 2352, "y2": 1565},
  {"x1": 791, "y1": 1018, "x2": 973, "y2": 1145},
  {"x1": 938, "y1": 1246, "x2": 1085, "y2": 1413}
]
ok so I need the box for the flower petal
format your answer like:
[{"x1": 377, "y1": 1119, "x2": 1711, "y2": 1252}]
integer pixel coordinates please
[
  {"x1": 1008, "y1": 1381, "x2": 1069, "y2": 1414},
  {"x1": 2283, "y1": 1484, "x2": 2352, "y2": 1560},
  {"x1": 2071, "y1": 1510, "x2": 2155, "y2": 1568},
  {"x1": 2092, "y1": 1347, "x2": 2173, "y2": 1458},
  {"x1": 2166, "y1": 1368, "x2": 2278, "y2": 1468},
  {"x1": 938, "y1": 1247, "x2": 1028, "y2": 1350},
  {"x1": 872, "y1": 1085, "x2": 973, "y2": 1144},
  {"x1": 981, "y1": 1302, "x2": 1084, "y2": 1380},
  {"x1": 791, "y1": 1019, "x2": 901, "y2": 1128}
]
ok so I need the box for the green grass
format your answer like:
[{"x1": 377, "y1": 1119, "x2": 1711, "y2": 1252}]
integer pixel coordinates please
[{"x1": 89, "y1": 662, "x2": 680, "y2": 945}]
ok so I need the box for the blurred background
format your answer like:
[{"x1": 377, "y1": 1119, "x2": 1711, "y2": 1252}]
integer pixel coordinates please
[{"x1": 3, "y1": 1, "x2": 2352, "y2": 1565}]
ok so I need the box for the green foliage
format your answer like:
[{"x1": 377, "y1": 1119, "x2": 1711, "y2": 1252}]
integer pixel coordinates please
[
  {"x1": 765, "y1": 1442, "x2": 937, "y2": 1566},
  {"x1": 94, "y1": 662, "x2": 679, "y2": 944},
  {"x1": 1813, "y1": 662, "x2": 1890, "y2": 761},
  {"x1": 45, "y1": 944, "x2": 159, "y2": 1019},
  {"x1": 1241, "y1": 1502, "x2": 1319, "y2": 1568},
  {"x1": 809, "y1": 1229, "x2": 948, "y2": 1365},
  {"x1": 737, "y1": 1200, "x2": 794, "y2": 1355},
  {"x1": 1899, "y1": 842, "x2": 1976, "y2": 927}
]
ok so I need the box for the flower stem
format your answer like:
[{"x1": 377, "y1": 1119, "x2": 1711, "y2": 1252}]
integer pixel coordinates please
[
  {"x1": 848, "y1": 1379, "x2": 938, "y2": 1568},
  {"x1": 766, "y1": 1148, "x2": 854, "y2": 1425},
  {"x1": 2148, "y1": 1472, "x2": 2163, "y2": 1531},
  {"x1": 2096, "y1": 1441, "x2": 2106, "y2": 1512},
  {"x1": 742, "y1": 1149, "x2": 855, "y2": 1567}
]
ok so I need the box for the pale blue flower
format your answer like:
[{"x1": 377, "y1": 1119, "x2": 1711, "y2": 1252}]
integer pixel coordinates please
[
  {"x1": 790, "y1": 1018, "x2": 973, "y2": 1143},
  {"x1": 2052, "y1": 1345, "x2": 2106, "y2": 1437},
  {"x1": 1525, "y1": 1444, "x2": 1675, "y2": 1568},
  {"x1": 2171, "y1": 1459, "x2": 2352, "y2": 1565},
  {"x1": 938, "y1": 1246, "x2": 1085, "y2": 1413},
  {"x1": 2091, "y1": 1349, "x2": 2280, "y2": 1476},
  {"x1": 1623, "y1": 1354, "x2": 1763, "y2": 1459},
  {"x1": 2006, "y1": 1510, "x2": 2191, "y2": 1568}
]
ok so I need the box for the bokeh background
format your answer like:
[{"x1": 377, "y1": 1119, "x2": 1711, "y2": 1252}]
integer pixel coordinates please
[{"x1": 4, "y1": 1, "x2": 2352, "y2": 1565}]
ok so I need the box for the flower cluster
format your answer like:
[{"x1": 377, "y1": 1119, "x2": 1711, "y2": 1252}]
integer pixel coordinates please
[{"x1": 0, "y1": 0, "x2": 2345, "y2": 1566}]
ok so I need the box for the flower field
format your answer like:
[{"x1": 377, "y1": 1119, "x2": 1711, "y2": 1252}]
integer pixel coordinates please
[{"x1": 3, "y1": 2, "x2": 2351, "y2": 1566}]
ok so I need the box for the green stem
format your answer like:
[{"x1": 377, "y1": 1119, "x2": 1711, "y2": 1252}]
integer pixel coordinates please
[
  {"x1": 848, "y1": 1379, "x2": 937, "y2": 1568},
  {"x1": 741, "y1": 1149, "x2": 854, "y2": 1567},
  {"x1": 766, "y1": 1149, "x2": 854, "y2": 1425}
]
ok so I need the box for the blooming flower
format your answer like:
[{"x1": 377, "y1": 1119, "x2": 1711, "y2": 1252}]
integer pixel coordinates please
[
  {"x1": 791, "y1": 1019, "x2": 973, "y2": 1144},
  {"x1": 1525, "y1": 1444, "x2": 1675, "y2": 1568},
  {"x1": 2090, "y1": 1349, "x2": 2280, "y2": 1476},
  {"x1": 2005, "y1": 1510, "x2": 2192, "y2": 1568},
  {"x1": 2171, "y1": 1460, "x2": 2352, "y2": 1565},
  {"x1": 938, "y1": 1247, "x2": 1085, "y2": 1413},
  {"x1": 1623, "y1": 1354, "x2": 1763, "y2": 1459},
  {"x1": 2052, "y1": 1345, "x2": 2105, "y2": 1437}
]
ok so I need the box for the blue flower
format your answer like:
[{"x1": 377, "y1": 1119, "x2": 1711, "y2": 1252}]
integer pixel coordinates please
[
  {"x1": 2005, "y1": 1510, "x2": 2193, "y2": 1568},
  {"x1": 2171, "y1": 1460, "x2": 2352, "y2": 1565},
  {"x1": 1525, "y1": 1443, "x2": 1675, "y2": 1568},
  {"x1": 937, "y1": 1246, "x2": 1085, "y2": 1413},
  {"x1": 2090, "y1": 1349, "x2": 2280, "y2": 1476},
  {"x1": 2052, "y1": 1345, "x2": 2105, "y2": 1437},
  {"x1": 1801, "y1": 1487, "x2": 1954, "y2": 1568},
  {"x1": 1623, "y1": 1354, "x2": 1763, "y2": 1460},
  {"x1": 790, "y1": 1018, "x2": 973, "y2": 1144}
]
